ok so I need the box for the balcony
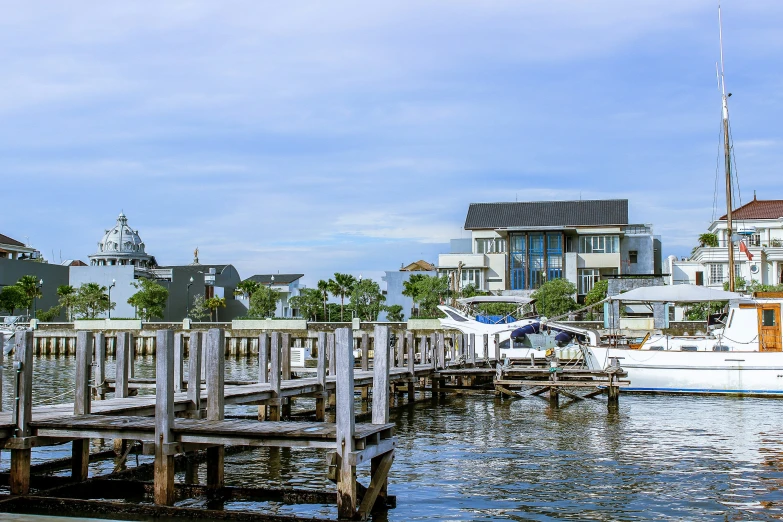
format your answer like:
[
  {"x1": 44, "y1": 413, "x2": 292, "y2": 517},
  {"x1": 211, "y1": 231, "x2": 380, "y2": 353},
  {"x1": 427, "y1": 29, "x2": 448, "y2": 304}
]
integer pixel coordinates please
[{"x1": 437, "y1": 253, "x2": 488, "y2": 269}]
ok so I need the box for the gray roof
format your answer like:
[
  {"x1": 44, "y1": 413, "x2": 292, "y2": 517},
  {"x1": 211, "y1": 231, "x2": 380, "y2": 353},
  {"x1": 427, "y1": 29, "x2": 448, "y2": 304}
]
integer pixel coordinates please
[
  {"x1": 246, "y1": 274, "x2": 304, "y2": 285},
  {"x1": 464, "y1": 199, "x2": 628, "y2": 230}
]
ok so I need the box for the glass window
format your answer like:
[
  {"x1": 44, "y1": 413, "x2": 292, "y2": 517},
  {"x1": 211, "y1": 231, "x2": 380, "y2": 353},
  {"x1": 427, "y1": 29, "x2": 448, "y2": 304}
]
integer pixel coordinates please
[
  {"x1": 475, "y1": 238, "x2": 506, "y2": 254},
  {"x1": 579, "y1": 269, "x2": 600, "y2": 295},
  {"x1": 763, "y1": 309, "x2": 776, "y2": 327},
  {"x1": 629, "y1": 251, "x2": 638, "y2": 264},
  {"x1": 681, "y1": 346, "x2": 698, "y2": 352},
  {"x1": 709, "y1": 264, "x2": 724, "y2": 285},
  {"x1": 579, "y1": 235, "x2": 620, "y2": 253}
]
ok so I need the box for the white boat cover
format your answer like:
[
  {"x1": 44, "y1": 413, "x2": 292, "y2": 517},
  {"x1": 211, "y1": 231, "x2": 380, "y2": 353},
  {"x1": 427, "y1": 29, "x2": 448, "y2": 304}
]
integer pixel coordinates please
[
  {"x1": 608, "y1": 284, "x2": 742, "y2": 303},
  {"x1": 458, "y1": 296, "x2": 534, "y2": 305}
]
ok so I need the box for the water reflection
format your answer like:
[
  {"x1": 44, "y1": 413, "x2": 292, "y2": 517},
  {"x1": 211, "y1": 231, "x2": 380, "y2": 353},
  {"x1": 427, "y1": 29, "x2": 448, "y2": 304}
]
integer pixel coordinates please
[{"x1": 1, "y1": 356, "x2": 782, "y2": 520}]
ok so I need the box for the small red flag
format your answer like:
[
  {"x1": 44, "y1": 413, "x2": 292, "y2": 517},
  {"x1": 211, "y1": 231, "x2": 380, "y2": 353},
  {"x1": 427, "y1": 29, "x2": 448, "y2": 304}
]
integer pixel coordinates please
[{"x1": 739, "y1": 240, "x2": 753, "y2": 261}]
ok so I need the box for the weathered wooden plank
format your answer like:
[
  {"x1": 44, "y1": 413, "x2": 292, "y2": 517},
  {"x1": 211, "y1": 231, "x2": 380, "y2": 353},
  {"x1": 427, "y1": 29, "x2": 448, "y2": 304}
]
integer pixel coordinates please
[
  {"x1": 206, "y1": 329, "x2": 225, "y2": 421},
  {"x1": 10, "y1": 330, "x2": 33, "y2": 495},
  {"x1": 186, "y1": 331, "x2": 203, "y2": 416},
  {"x1": 317, "y1": 332, "x2": 327, "y2": 388},
  {"x1": 154, "y1": 329, "x2": 175, "y2": 505},
  {"x1": 174, "y1": 333, "x2": 185, "y2": 393},
  {"x1": 115, "y1": 332, "x2": 132, "y2": 399},
  {"x1": 493, "y1": 333, "x2": 500, "y2": 362},
  {"x1": 258, "y1": 333, "x2": 269, "y2": 384},
  {"x1": 270, "y1": 332, "x2": 282, "y2": 396},
  {"x1": 372, "y1": 326, "x2": 390, "y2": 425},
  {"x1": 436, "y1": 333, "x2": 445, "y2": 370},
  {"x1": 327, "y1": 332, "x2": 336, "y2": 375},
  {"x1": 72, "y1": 331, "x2": 93, "y2": 481},
  {"x1": 358, "y1": 450, "x2": 394, "y2": 518},
  {"x1": 335, "y1": 327, "x2": 356, "y2": 520},
  {"x1": 281, "y1": 333, "x2": 291, "y2": 380},
  {"x1": 361, "y1": 333, "x2": 369, "y2": 372},
  {"x1": 482, "y1": 334, "x2": 488, "y2": 362},
  {"x1": 93, "y1": 332, "x2": 105, "y2": 399},
  {"x1": 468, "y1": 333, "x2": 476, "y2": 364}
]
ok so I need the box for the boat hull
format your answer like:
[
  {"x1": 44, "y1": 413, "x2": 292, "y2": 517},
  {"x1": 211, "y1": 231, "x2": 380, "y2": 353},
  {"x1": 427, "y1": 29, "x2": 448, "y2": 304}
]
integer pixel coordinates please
[{"x1": 589, "y1": 347, "x2": 783, "y2": 396}]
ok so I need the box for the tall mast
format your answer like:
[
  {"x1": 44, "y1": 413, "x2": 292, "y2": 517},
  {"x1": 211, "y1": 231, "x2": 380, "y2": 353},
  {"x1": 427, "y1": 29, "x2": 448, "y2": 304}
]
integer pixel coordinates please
[{"x1": 719, "y1": 4, "x2": 735, "y2": 291}]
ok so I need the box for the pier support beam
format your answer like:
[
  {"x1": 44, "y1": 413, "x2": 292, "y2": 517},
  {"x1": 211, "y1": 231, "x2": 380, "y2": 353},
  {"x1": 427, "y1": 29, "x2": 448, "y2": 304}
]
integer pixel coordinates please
[
  {"x1": 154, "y1": 329, "x2": 175, "y2": 505},
  {"x1": 335, "y1": 327, "x2": 357, "y2": 520},
  {"x1": 10, "y1": 330, "x2": 33, "y2": 495},
  {"x1": 258, "y1": 333, "x2": 270, "y2": 421},
  {"x1": 187, "y1": 331, "x2": 203, "y2": 418},
  {"x1": 316, "y1": 332, "x2": 327, "y2": 421},
  {"x1": 206, "y1": 328, "x2": 226, "y2": 489},
  {"x1": 269, "y1": 332, "x2": 282, "y2": 421},
  {"x1": 72, "y1": 331, "x2": 93, "y2": 481},
  {"x1": 94, "y1": 332, "x2": 106, "y2": 400},
  {"x1": 406, "y1": 332, "x2": 415, "y2": 402}
]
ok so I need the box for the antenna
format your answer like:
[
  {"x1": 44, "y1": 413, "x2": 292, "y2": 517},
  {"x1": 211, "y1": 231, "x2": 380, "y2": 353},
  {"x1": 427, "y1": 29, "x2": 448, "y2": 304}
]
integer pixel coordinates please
[{"x1": 718, "y1": 3, "x2": 726, "y2": 97}]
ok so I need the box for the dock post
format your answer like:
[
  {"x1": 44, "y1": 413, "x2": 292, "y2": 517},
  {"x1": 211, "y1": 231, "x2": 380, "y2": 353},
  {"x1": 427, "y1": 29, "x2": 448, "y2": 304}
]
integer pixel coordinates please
[
  {"x1": 10, "y1": 330, "x2": 33, "y2": 495},
  {"x1": 257, "y1": 333, "x2": 269, "y2": 420},
  {"x1": 335, "y1": 327, "x2": 357, "y2": 520},
  {"x1": 73, "y1": 331, "x2": 93, "y2": 481},
  {"x1": 482, "y1": 334, "x2": 489, "y2": 362},
  {"x1": 468, "y1": 334, "x2": 476, "y2": 366},
  {"x1": 206, "y1": 328, "x2": 225, "y2": 489},
  {"x1": 361, "y1": 333, "x2": 370, "y2": 400},
  {"x1": 269, "y1": 332, "x2": 282, "y2": 421},
  {"x1": 549, "y1": 360, "x2": 559, "y2": 408},
  {"x1": 281, "y1": 332, "x2": 291, "y2": 418},
  {"x1": 186, "y1": 331, "x2": 203, "y2": 418},
  {"x1": 493, "y1": 333, "x2": 500, "y2": 362},
  {"x1": 395, "y1": 330, "x2": 404, "y2": 368},
  {"x1": 0, "y1": 333, "x2": 3, "y2": 410},
  {"x1": 406, "y1": 332, "x2": 415, "y2": 402},
  {"x1": 115, "y1": 332, "x2": 131, "y2": 399},
  {"x1": 94, "y1": 332, "x2": 106, "y2": 400},
  {"x1": 316, "y1": 332, "x2": 327, "y2": 421},
  {"x1": 174, "y1": 333, "x2": 185, "y2": 393},
  {"x1": 154, "y1": 329, "x2": 175, "y2": 505},
  {"x1": 607, "y1": 373, "x2": 619, "y2": 408},
  {"x1": 328, "y1": 332, "x2": 336, "y2": 407},
  {"x1": 436, "y1": 333, "x2": 445, "y2": 369}
]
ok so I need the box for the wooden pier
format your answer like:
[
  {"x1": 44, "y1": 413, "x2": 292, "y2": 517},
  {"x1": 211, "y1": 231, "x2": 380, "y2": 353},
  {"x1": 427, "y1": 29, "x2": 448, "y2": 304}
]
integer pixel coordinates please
[{"x1": 0, "y1": 329, "x2": 627, "y2": 521}]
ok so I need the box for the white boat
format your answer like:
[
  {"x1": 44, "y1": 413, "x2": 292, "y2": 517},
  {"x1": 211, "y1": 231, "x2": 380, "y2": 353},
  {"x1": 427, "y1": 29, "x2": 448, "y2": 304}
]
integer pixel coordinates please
[
  {"x1": 438, "y1": 296, "x2": 596, "y2": 360},
  {"x1": 565, "y1": 285, "x2": 783, "y2": 396}
]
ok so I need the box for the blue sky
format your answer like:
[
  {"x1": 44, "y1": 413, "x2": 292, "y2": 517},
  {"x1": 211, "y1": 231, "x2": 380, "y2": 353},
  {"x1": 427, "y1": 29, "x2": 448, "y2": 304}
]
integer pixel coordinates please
[{"x1": 4, "y1": 1, "x2": 783, "y2": 288}]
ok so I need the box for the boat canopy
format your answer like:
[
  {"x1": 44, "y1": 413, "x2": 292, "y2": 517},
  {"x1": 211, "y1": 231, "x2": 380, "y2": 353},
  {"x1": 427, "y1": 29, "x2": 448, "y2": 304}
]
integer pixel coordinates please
[
  {"x1": 458, "y1": 296, "x2": 534, "y2": 305},
  {"x1": 607, "y1": 284, "x2": 742, "y2": 303}
]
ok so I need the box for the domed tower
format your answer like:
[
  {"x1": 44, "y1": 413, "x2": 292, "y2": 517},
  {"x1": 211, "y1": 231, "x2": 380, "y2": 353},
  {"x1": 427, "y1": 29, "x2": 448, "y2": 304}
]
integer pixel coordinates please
[{"x1": 89, "y1": 212, "x2": 155, "y2": 267}]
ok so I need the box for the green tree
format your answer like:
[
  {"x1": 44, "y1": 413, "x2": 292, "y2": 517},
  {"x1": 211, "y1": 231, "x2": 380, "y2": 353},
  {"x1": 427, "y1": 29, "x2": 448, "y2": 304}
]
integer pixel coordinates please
[
  {"x1": 57, "y1": 285, "x2": 77, "y2": 321},
  {"x1": 289, "y1": 288, "x2": 324, "y2": 321},
  {"x1": 234, "y1": 280, "x2": 261, "y2": 299},
  {"x1": 248, "y1": 285, "x2": 279, "y2": 318},
  {"x1": 347, "y1": 278, "x2": 386, "y2": 321},
  {"x1": 328, "y1": 273, "x2": 357, "y2": 321},
  {"x1": 531, "y1": 278, "x2": 577, "y2": 318},
  {"x1": 206, "y1": 296, "x2": 226, "y2": 321},
  {"x1": 128, "y1": 279, "x2": 169, "y2": 321},
  {"x1": 0, "y1": 285, "x2": 25, "y2": 315},
  {"x1": 698, "y1": 233, "x2": 719, "y2": 247},
  {"x1": 402, "y1": 274, "x2": 427, "y2": 316},
  {"x1": 384, "y1": 304, "x2": 405, "y2": 322},
  {"x1": 723, "y1": 276, "x2": 747, "y2": 292},
  {"x1": 317, "y1": 279, "x2": 330, "y2": 319},
  {"x1": 16, "y1": 275, "x2": 42, "y2": 317},
  {"x1": 683, "y1": 301, "x2": 727, "y2": 321},
  {"x1": 36, "y1": 305, "x2": 62, "y2": 322},
  {"x1": 189, "y1": 294, "x2": 210, "y2": 321},
  {"x1": 72, "y1": 283, "x2": 114, "y2": 319},
  {"x1": 403, "y1": 275, "x2": 449, "y2": 317},
  {"x1": 460, "y1": 283, "x2": 481, "y2": 299},
  {"x1": 584, "y1": 280, "x2": 608, "y2": 306}
]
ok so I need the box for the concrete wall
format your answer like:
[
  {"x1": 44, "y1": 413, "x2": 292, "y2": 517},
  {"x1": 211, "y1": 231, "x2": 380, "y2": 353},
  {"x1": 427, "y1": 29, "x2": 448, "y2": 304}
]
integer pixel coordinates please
[
  {"x1": 621, "y1": 235, "x2": 655, "y2": 275},
  {"x1": 69, "y1": 265, "x2": 138, "y2": 319},
  {"x1": 0, "y1": 259, "x2": 70, "y2": 318}
]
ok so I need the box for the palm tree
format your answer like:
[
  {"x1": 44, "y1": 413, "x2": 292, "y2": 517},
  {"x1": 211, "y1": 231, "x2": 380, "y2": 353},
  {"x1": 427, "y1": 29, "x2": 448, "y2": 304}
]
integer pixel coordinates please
[
  {"x1": 206, "y1": 296, "x2": 226, "y2": 321},
  {"x1": 233, "y1": 280, "x2": 261, "y2": 299},
  {"x1": 16, "y1": 275, "x2": 42, "y2": 317},
  {"x1": 328, "y1": 273, "x2": 356, "y2": 321},
  {"x1": 317, "y1": 279, "x2": 330, "y2": 320},
  {"x1": 57, "y1": 285, "x2": 77, "y2": 321}
]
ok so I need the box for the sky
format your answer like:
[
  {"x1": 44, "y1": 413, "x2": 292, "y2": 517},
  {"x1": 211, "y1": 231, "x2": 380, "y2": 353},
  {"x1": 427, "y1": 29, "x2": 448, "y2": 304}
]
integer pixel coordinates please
[{"x1": 4, "y1": 1, "x2": 783, "y2": 289}]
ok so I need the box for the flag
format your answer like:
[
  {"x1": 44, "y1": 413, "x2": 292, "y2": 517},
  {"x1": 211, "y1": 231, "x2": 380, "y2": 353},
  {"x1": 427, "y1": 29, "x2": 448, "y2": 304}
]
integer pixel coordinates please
[{"x1": 739, "y1": 240, "x2": 753, "y2": 261}]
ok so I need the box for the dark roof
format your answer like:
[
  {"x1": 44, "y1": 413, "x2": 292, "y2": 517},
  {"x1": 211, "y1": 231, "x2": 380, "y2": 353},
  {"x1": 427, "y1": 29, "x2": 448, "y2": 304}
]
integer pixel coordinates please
[
  {"x1": 0, "y1": 233, "x2": 25, "y2": 247},
  {"x1": 720, "y1": 198, "x2": 783, "y2": 220},
  {"x1": 160, "y1": 264, "x2": 230, "y2": 273},
  {"x1": 246, "y1": 274, "x2": 304, "y2": 285},
  {"x1": 464, "y1": 199, "x2": 628, "y2": 229}
]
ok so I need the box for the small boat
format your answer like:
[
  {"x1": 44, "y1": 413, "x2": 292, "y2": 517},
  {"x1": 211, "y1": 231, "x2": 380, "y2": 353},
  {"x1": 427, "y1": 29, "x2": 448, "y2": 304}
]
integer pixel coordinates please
[{"x1": 0, "y1": 315, "x2": 29, "y2": 354}]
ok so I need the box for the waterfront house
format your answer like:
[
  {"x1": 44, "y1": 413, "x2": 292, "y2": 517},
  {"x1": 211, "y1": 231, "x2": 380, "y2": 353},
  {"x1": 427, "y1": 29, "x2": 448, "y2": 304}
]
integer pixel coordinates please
[{"x1": 240, "y1": 274, "x2": 303, "y2": 318}]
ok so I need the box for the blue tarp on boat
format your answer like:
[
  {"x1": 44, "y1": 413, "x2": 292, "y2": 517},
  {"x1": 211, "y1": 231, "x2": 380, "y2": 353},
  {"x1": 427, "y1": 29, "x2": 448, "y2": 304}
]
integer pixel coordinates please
[{"x1": 476, "y1": 315, "x2": 517, "y2": 324}]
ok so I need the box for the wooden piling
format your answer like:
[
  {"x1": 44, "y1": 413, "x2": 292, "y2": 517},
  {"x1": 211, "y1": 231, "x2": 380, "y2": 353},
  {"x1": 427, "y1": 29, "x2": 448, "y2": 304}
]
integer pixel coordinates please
[
  {"x1": 316, "y1": 332, "x2": 327, "y2": 421},
  {"x1": 115, "y1": 332, "x2": 131, "y2": 399},
  {"x1": 0, "y1": 333, "x2": 4, "y2": 410},
  {"x1": 361, "y1": 333, "x2": 369, "y2": 372},
  {"x1": 187, "y1": 331, "x2": 203, "y2": 418},
  {"x1": 335, "y1": 327, "x2": 356, "y2": 520},
  {"x1": 493, "y1": 333, "x2": 500, "y2": 362},
  {"x1": 269, "y1": 332, "x2": 282, "y2": 421},
  {"x1": 206, "y1": 328, "x2": 225, "y2": 489},
  {"x1": 174, "y1": 333, "x2": 185, "y2": 393},
  {"x1": 468, "y1": 334, "x2": 476, "y2": 365},
  {"x1": 154, "y1": 329, "x2": 175, "y2": 505},
  {"x1": 94, "y1": 332, "x2": 106, "y2": 400},
  {"x1": 258, "y1": 333, "x2": 269, "y2": 384},
  {"x1": 10, "y1": 330, "x2": 33, "y2": 495},
  {"x1": 406, "y1": 332, "x2": 415, "y2": 402},
  {"x1": 72, "y1": 331, "x2": 93, "y2": 481}
]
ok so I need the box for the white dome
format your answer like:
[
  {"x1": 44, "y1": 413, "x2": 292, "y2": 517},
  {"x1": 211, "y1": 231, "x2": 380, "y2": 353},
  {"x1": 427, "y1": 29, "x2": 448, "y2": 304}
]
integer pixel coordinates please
[{"x1": 97, "y1": 212, "x2": 146, "y2": 254}]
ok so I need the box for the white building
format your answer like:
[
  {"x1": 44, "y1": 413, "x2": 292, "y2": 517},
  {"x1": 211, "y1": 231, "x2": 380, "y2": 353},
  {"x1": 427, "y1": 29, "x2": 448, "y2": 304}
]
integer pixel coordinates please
[
  {"x1": 89, "y1": 212, "x2": 156, "y2": 268},
  {"x1": 670, "y1": 197, "x2": 783, "y2": 288},
  {"x1": 240, "y1": 274, "x2": 303, "y2": 318},
  {"x1": 438, "y1": 199, "x2": 661, "y2": 299}
]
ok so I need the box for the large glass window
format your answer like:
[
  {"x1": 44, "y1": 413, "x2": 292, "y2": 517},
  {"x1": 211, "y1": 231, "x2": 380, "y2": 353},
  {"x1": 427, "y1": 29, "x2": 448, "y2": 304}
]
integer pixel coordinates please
[
  {"x1": 529, "y1": 234, "x2": 545, "y2": 289},
  {"x1": 579, "y1": 269, "x2": 601, "y2": 295},
  {"x1": 579, "y1": 235, "x2": 620, "y2": 253},
  {"x1": 509, "y1": 235, "x2": 526, "y2": 290},
  {"x1": 709, "y1": 264, "x2": 724, "y2": 285},
  {"x1": 475, "y1": 238, "x2": 506, "y2": 254},
  {"x1": 546, "y1": 233, "x2": 563, "y2": 281}
]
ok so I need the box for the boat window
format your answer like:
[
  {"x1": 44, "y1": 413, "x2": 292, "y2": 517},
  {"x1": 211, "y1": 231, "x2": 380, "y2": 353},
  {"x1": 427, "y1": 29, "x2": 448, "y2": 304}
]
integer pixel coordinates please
[
  {"x1": 681, "y1": 345, "x2": 698, "y2": 352},
  {"x1": 712, "y1": 345, "x2": 730, "y2": 352},
  {"x1": 442, "y1": 309, "x2": 468, "y2": 322},
  {"x1": 649, "y1": 346, "x2": 664, "y2": 351},
  {"x1": 762, "y1": 309, "x2": 776, "y2": 327}
]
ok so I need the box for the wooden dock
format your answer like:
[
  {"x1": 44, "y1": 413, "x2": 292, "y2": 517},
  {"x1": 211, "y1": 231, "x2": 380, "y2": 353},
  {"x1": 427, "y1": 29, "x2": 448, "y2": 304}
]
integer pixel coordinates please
[{"x1": 0, "y1": 329, "x2": 627, "y2": 521}]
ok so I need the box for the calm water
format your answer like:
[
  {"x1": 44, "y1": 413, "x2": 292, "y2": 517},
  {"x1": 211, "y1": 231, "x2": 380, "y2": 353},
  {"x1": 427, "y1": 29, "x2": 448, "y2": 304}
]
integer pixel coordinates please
[{"x1": 1, "y1": 356, "x2": 782, "y2": 521}]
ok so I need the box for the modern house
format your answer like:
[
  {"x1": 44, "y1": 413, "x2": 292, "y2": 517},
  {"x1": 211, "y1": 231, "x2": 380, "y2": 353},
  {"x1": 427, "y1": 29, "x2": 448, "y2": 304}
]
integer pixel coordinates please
[
  {"x1": 240, "y1": 274, "x2": 303, "y2": 318},
  {"x1": 438, "y1": 199, "x2": 661, "y2": 299},
  {"x1": 670, "y1": 196, "x2": 783, "y2": 288},
  {"x1": 380, "y1": 260, "x2": 437, "y2": 321},
  {"x1": 0, "y1": 233, "x2": 42, "y2": 261}
]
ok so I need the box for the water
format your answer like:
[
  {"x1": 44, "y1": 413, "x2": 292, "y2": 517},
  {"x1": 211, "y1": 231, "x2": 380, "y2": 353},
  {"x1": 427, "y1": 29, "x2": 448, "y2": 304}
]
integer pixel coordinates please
[{"x1": 2, "y1": 357, "x2": 783, "y2": 521}]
